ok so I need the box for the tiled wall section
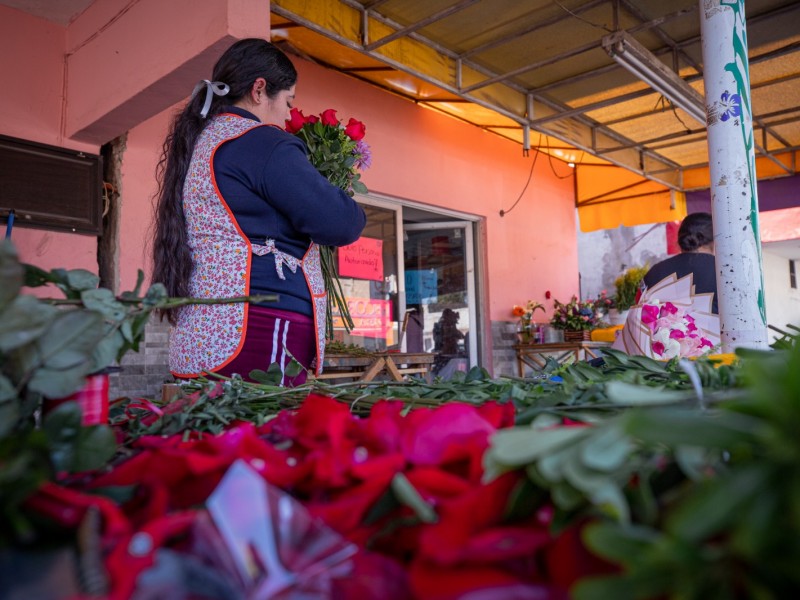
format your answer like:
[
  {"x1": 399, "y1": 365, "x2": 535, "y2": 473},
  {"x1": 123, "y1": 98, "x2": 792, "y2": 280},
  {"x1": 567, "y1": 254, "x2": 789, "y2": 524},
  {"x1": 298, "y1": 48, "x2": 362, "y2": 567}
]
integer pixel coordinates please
[
  {"x1": 109, "y1": 316, "x2": 173, "y2": 399},
  {"x1": 491, "y1": 320, "x2": 518, "y2": 378}
]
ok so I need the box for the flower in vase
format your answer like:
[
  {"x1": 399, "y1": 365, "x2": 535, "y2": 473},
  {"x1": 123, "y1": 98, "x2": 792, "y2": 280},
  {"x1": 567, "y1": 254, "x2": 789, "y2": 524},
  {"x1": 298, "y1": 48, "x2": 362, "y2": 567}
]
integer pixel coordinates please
[{"x1": 512, "y1": 300, "x2": 545, "y2": 339}]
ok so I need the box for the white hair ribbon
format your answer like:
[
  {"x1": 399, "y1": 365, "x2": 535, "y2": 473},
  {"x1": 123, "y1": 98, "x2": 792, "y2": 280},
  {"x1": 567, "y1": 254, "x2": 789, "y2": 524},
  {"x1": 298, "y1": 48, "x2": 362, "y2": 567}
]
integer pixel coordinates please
[{"x1": 191, "y1": 79, "x2": 230, "y2": 119}]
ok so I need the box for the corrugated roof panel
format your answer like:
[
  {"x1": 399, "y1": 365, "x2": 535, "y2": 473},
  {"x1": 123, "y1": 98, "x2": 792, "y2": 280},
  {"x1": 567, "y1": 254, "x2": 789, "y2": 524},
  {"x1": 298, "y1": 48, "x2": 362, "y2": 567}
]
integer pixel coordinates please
[
  {"x1": 656, "y1": 140, "x2": 710, "y2": 167},
  {"x1": 272, "y1": 0, "x2": 800, "y2": 208}
]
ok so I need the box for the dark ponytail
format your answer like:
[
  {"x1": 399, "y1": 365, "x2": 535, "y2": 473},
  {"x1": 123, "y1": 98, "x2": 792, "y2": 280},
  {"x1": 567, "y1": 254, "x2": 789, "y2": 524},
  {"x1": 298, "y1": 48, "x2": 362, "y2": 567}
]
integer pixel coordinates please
[
  {"x1": 678, "y1": 212, "x2": 714, "y2": 252},
  {"x1": 152, "y1": 39, "x2": 297, "y2": 323}
]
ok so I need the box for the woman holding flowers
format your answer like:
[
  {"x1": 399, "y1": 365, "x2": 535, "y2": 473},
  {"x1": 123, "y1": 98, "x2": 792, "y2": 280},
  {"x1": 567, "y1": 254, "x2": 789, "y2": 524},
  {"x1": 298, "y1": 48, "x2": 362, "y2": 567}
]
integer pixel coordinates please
[{"x1": 153, "y1": 38, "x2": 366, "y2": 384}]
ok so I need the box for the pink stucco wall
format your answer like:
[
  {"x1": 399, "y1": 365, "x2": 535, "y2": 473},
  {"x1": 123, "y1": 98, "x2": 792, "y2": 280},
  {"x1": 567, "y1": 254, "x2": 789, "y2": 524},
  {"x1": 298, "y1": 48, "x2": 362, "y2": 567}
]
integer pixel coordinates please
[
  {"x1": 66, "y1": 0, "x2": 269, "y2": 142},
  {"x1": 286, "y1": 58, "x2": 578, "y2": 322},
  {"x1": 118, "y1": 105, "x2": 175, "y2": 292},
  {"x1": 0, "y1": 5, "x2": 98, "y2": 275}
]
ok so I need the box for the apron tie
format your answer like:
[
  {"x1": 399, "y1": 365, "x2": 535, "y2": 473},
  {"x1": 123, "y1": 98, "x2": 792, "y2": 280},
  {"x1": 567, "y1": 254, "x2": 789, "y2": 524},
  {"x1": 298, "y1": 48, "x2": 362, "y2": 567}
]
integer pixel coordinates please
[{"x1": 252, "y1": 238, "x2": 302, "y2": 280}]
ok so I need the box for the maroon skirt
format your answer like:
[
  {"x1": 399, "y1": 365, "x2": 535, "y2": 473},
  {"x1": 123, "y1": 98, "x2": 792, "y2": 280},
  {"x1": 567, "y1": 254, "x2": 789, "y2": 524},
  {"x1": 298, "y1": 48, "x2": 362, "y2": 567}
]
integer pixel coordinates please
[{"x1": 215, "y1": 305, "x2": 316, "y2": 386}]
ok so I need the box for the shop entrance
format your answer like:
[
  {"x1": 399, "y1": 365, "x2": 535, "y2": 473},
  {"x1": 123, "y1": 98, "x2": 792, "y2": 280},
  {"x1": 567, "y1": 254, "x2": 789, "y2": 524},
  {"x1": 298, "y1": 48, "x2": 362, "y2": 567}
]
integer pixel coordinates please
[
  {"x1": 333, "y1": 198, "x2": 480, "y2": 378},
  {"x1": 403, "y1": 220, "x2": 477, "y2": 378}
]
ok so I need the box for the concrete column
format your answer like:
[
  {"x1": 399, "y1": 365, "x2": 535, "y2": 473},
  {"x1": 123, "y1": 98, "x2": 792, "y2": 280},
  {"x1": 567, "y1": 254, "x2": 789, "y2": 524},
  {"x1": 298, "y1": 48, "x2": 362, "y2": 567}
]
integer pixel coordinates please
[{"x1": 700, "y1": 0, "x2": 768, "y2": 350}]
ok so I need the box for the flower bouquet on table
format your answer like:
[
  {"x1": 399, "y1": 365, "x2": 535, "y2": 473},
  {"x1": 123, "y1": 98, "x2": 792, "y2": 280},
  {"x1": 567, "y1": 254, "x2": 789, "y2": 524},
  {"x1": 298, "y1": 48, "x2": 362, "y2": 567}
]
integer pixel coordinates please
[
  {"x1": 592, "y1": 290, "x2": 615, "y2": 317},
  {"x1": 512, "y1": 300, "x2": 545, "y2": 342},
  {"x1": 285, "y1": 108, "x2": 371, "y2": 338},
  {"x1": 549, "y1": 296, "x2": 601, "y2": 331}
]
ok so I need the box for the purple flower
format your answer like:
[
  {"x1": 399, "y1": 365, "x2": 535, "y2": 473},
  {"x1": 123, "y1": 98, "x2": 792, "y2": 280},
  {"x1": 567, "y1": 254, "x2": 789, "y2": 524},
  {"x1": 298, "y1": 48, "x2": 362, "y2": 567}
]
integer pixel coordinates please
[
  {"x1": 719, "y1": 90, "x2": 742, "y2": 122},
  {"x1": 353, "y1": 140, "x2": 372, "y2": 170}
]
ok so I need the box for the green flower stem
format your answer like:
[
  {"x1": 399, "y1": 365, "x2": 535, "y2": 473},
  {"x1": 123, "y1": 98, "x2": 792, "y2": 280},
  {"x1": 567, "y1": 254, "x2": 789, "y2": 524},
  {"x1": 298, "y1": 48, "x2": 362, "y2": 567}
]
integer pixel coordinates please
[
  {"x1": 43, "y1": 294, "x2": 278, "y2": 308},
  {"x1": 319, "y1": 245, "x2": 355, "y2": 338}
]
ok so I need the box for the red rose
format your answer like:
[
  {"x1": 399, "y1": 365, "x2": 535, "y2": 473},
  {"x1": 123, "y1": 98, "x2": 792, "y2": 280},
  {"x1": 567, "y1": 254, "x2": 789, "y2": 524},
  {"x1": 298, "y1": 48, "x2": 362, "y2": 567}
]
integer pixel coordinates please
[
  {"x1": 320, "y1": 108, "x2": 339, "y2": 126},
  {"x1": 285, "y1": 107, "x2": 307, "y2": 133},
  {"x1": 344, "y1": 117, "x2": 366, "y2": 141},
  {"x1": 307, "y1": 114, "x2": 319, "y2": 124},
  {"x1": 545, "y1": 291, "x2": 551, "y2": 299}
]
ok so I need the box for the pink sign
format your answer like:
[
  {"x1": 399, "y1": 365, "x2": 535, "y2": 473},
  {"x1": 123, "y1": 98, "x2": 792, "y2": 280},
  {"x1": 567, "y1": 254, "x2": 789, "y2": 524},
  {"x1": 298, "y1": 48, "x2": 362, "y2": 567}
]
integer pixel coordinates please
[
  {"x1": 338, "y1": 237, "x2": 383, "y2": 281},
  {"x1": 332, "y1": 297, "x2": 393, "y2": 339}
]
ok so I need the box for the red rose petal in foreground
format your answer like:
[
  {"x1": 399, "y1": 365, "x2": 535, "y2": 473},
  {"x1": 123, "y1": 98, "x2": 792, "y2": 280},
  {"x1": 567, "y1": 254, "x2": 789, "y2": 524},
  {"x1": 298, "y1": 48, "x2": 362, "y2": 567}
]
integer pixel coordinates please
[{"x1": 401, "y1": 401, "x2": 511, "y2": 470}]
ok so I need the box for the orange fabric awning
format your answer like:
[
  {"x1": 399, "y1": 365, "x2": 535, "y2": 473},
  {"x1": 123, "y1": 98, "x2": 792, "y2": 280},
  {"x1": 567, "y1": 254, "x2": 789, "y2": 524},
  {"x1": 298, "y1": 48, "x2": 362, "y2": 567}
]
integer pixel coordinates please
[{"x1": 576, "y1": 164, "x2": 687, "y2": 232}]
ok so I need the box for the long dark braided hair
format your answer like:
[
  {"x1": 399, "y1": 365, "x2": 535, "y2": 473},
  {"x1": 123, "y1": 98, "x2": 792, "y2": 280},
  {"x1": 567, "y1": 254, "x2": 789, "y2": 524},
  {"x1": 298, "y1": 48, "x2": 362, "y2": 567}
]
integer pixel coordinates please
[{"x1": 152, "y1": 38, "x2": 297, "y2": 323}]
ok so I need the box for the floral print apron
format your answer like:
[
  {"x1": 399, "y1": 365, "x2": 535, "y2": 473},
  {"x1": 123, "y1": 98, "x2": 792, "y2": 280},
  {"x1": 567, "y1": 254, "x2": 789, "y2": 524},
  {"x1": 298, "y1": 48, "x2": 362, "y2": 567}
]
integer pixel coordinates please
[{"x1": 169, "y1": 113, "x2": 327, "y2": 377}]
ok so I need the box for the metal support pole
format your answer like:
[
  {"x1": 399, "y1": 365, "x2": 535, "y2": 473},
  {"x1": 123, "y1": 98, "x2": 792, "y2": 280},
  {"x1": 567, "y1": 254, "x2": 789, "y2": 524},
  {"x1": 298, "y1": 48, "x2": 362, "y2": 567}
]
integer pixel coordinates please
[{"x1": 700, "y1": 0, "x2": 768, "y2": 350}]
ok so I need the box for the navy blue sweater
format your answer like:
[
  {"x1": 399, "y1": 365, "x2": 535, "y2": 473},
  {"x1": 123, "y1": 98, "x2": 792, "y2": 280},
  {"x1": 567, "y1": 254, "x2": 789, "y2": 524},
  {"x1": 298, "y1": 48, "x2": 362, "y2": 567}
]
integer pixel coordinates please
[
  {"x1": 642, "y1": 252, "x2": 718, "y2": 314},
  {"x1": 212, "y1": 107, "x2": 366, "y2": 316}
]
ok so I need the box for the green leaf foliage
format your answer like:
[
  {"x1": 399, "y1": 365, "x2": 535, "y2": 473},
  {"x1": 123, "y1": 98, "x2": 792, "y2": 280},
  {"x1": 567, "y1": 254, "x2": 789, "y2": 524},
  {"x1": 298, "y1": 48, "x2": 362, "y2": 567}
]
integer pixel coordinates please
[
  {"x1": 42, "y1": 402, "x2": 116, "y2": 472},
  {"x1": 0, "y1": 241, "x2": 23, "y2": 309}
]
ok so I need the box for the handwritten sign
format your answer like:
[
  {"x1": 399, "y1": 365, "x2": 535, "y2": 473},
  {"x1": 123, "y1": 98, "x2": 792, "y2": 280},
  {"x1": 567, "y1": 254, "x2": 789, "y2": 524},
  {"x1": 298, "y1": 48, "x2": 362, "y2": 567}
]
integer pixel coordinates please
[
  {"x1": 332, "y1": 297, "x2": 393, "y2": 339},
  {"x1": 405, "y1": 269, "x2": 438, "y2": 304},
  {"x1": 338, "y1": 237, "x2": 384, "y2": 281}
]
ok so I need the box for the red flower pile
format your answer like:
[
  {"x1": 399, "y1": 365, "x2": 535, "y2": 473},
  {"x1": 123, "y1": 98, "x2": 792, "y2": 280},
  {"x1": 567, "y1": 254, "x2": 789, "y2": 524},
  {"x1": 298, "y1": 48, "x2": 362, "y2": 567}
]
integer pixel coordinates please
[{"x1": 21, "y1": 395, "x2": 605, "y2": 599}]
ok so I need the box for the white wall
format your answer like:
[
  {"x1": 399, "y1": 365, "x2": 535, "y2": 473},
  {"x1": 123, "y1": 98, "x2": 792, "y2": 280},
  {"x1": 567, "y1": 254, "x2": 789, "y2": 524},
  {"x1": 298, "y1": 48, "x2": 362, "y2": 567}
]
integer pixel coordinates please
[
  {"x1": 577, "y1": 220, "x2": 667, "y2": 300},
  {"x1": 763, "y1": 250, "x2": 800, "y2": 340}
]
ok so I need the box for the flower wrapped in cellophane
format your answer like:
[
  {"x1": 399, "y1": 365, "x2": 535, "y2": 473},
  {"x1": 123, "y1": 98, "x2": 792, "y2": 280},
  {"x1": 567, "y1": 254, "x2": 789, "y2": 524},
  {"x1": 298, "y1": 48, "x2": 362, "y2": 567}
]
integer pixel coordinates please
[
  {"x1": 285, "y1": 108, "x2": 371, "y2": 338},
  {"x1": 642, "y1": 301, "x2": 714, "y2": 359},
  {"x1": 612, "y1": 272, "x2": 720, "y2": 359}
]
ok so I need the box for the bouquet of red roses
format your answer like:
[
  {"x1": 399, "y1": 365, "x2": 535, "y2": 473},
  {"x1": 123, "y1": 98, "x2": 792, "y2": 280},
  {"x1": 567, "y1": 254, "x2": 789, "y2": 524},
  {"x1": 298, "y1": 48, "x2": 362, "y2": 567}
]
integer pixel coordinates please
[
  {"x1": 285, "y1": 108, "x2": 370, "y2": 196},
  {"x1": 285, "y1": 108, "x2": 371, "y2": 338}
]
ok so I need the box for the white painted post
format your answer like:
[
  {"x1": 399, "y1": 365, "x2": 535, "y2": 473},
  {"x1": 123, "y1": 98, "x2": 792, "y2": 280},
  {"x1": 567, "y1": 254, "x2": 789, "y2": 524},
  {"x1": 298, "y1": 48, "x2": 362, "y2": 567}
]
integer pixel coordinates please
[{"x1": 700, "y1": 0, "x2": 768, "y2": 350}]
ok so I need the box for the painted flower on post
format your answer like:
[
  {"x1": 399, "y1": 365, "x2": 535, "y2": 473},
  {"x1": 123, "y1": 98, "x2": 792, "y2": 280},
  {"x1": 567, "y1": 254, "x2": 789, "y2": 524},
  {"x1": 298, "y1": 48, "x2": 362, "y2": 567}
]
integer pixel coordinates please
[{"x1": 719, "y1": 90, "x2": 742, "y2": 122}]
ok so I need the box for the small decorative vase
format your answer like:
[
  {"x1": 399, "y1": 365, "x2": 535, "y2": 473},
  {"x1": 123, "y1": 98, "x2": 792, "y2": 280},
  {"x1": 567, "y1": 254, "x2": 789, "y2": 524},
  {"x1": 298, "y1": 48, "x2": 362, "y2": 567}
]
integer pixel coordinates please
[
  {"x1": 607, "y1": 308, "x2": 629, "y2": 326},
  {"x1": 544, "y1": 326, "x2": 564, "y2": 343},
  {"x1": 564, "y1": 329, "x2": 591, "y2": 342}
]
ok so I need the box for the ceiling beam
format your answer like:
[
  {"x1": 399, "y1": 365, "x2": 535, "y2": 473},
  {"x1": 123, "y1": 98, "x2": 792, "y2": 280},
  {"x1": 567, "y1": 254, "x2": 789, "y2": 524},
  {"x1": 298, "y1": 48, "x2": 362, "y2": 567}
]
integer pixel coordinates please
[
  {"x1": 459, "y1": 0, "x2": 608, "y2": 59},
  {"x1": 276, "y1": 1, "x2": 800, "y2": 190},
  {"x1": 364, "y1": 0, "x2": 481, "y2": 51}
]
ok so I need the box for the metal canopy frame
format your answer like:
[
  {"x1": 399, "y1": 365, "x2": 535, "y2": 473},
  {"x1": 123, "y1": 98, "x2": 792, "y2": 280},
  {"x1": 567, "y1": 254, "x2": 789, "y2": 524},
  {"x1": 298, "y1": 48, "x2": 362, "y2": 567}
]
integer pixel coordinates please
[{"x1": 271, "y1": 0, "x2": 800, "y2": 191}]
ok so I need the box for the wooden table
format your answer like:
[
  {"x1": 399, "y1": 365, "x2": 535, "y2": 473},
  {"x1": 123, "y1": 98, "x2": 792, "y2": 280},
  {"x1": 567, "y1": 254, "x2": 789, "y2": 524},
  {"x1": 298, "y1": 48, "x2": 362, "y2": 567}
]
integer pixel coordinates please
[
  {"x1": 315, "y1": 352, "x2": 435, "y2": 382},
  {"x1": 513, "y1": 341, "x2": 610, "y2": 376}
]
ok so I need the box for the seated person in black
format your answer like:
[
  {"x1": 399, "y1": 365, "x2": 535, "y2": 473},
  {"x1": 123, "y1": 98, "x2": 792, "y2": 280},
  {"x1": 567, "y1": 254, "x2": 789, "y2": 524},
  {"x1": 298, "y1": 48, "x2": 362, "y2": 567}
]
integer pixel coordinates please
[
  {"x1": 614, "y1": 212, "x2": 720, "y2": 359},
  {"x1": 639, "y1": 212, "x2": 718, "y2": 314}
]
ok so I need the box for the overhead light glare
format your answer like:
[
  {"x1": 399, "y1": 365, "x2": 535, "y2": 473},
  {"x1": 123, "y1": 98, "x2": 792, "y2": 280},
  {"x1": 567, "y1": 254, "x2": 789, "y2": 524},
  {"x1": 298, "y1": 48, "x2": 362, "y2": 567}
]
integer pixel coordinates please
[{"x1": 602, "y1": 31, "x2": 706, "y2": 125}]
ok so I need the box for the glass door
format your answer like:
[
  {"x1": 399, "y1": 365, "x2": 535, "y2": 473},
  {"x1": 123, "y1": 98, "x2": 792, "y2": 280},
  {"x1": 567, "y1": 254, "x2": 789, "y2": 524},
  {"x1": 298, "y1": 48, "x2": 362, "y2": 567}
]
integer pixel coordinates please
[
  {"x1": 403, "y1": 222, "x2": 477, "y2": 378},
  {"x1": 332, "y1": 202, "x2": 401, "y2": 350}
]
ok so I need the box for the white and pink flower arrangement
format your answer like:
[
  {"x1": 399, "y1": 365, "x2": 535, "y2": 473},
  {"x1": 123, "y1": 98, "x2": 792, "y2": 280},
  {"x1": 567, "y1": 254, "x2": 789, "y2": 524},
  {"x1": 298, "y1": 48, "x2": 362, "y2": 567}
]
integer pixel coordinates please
[{"x1": 641, "y1": 300, "x2": 714, "y2": 359}]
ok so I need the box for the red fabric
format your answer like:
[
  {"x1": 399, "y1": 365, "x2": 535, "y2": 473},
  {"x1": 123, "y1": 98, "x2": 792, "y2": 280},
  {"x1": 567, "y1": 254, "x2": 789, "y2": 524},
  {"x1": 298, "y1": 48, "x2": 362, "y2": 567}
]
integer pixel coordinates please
[
  {"x1": 666, "y1": 220, "x2": 681, "y2": 255},
  {"x1": 46, "y1": 373, "x2": 110, "y2": 425},
  {"x1": 214, "y1": 305, "x2": 315, "y2": 386}
]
